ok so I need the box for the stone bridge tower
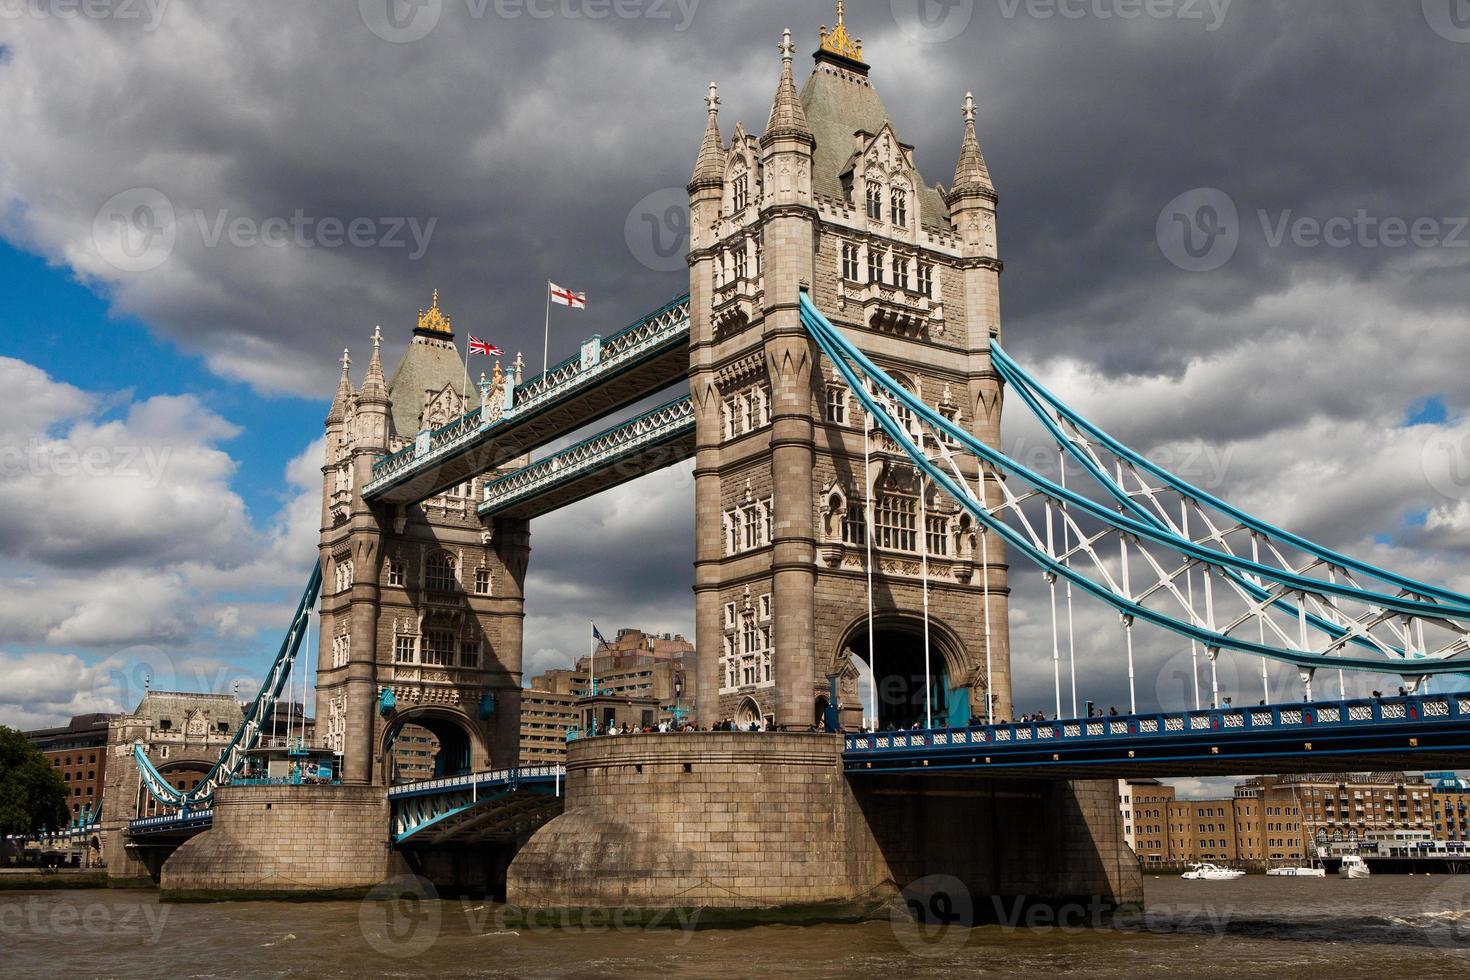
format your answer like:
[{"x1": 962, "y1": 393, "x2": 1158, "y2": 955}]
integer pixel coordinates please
[
  {"x1": 316, "y1": 292, "x2": 530, "y2": 785},
  {"x1": 688, "y1": 8, "x2": 1012, "y2": 730}
]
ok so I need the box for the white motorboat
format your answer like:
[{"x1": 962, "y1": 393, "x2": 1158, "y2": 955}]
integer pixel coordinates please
[
  {"x1": 1181, "y1": 862, "x2": 1246, "y2": 880},
  {"x1": 1338, "y1": 854, "x2": 1371, "y2": 879},
  {"x1": 1266, "y1": 866, "x2": 1327, "y2": 877}
]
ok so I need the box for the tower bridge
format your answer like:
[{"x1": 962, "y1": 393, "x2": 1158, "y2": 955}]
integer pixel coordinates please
[{"x1": 108, "y1": 6, "x2": 1470, "y2": 918}]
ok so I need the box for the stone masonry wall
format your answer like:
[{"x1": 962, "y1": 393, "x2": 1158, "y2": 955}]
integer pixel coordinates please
[
  {"x1": 159, "y1": 784, "x2": 390, "y2": 898},
  {"x1": 509, "y1": 733, "x2": 1142, "y2": 918},
  {"x1": 508, "y1": 732, "x2": 894, "y2": 910}
]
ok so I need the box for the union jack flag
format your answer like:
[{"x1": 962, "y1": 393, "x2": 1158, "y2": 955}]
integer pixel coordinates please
[{"x1": 468, "y1": 335, "x2": 502, "y2": 357}]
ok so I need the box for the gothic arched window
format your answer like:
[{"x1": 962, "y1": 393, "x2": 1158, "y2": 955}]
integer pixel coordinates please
[
  {"x1": 865, "y1": 181, "x2": 883, "y2": 221},
  {"x1": 891, "y1": 187, "x2": 908, "y2": 228},
  {"x1": 425, "y1": 552, "x2": 457, "y2": 593}
]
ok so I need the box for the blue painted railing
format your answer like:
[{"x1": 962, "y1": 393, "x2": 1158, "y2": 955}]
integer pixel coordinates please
[
  {"x1": 367, "y1": 293, "x2": 690, "y2": 491},
  {"x1": 844, "y1": 692, "x2": 1470, "y2": 770}
]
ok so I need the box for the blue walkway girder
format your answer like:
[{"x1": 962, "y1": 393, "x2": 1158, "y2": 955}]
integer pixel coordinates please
[
  {"x1": 126, "y1": 810, "x2": 215, "y2": 840},
  {"x1": 389, "y1": 766, "x2": 565, "y2": 847},
  {"x1": 364, "y1": 295, "x2": 690, "y2": 507},
  {"x1": 479, "y1": 396, "x2": 695, "y2": 520},
  {"x1": 844, "y1": 692, "x2": 1470, "y2": 779}
]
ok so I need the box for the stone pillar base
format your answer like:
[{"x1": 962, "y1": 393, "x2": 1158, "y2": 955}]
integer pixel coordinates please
[
  {"x1": 507, "y1": 733, "x2": 1142, "y2": 923},
  {"x1": 158, "y1": 785, "x2": 390, "y2": 901},
  {"x1": 508, "y1": 733, "x2": 895, "y2": 915}
]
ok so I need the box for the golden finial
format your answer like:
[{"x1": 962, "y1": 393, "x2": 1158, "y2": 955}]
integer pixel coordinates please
[
  {"x1": 819, "y1": 1, "x2": 863, "y2": 63},
  {"x1": 416, "y1": 288, "x2": 453, "y2": 335}
]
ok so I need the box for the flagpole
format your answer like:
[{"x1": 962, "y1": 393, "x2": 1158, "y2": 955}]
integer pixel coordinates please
[
  {"x1": 543, "y1": 280, "x2": 552, "y2": 379},
  {"x1": 459, "y1": 329, "x2": 471, "y2": 414}
]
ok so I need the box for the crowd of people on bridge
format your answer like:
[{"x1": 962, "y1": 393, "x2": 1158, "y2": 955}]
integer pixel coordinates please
[{"x1": 573, "y1": 716, "x2": 845, "y2": 739}]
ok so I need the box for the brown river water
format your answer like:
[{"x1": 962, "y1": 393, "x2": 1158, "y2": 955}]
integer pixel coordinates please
[{"x1": 4, "y1": 875, "x2": 1470, "y2": 978}]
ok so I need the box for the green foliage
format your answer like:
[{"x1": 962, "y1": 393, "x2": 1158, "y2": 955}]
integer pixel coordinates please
[{"x1": 0, "y1": 726, "x2": 69, "y2": 836}]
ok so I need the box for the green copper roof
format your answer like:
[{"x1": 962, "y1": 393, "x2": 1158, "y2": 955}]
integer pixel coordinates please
[
  {"x1": 799, "y1": 66, "x2": 950, "y2": 231},
  {"x1": 387, "y1": 335, "x2": 481, "y2": 440}
]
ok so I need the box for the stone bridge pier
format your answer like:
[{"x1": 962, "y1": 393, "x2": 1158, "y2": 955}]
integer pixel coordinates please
[{"x1": 507, "y1": 732, "x2": 1141, "y2": 923}]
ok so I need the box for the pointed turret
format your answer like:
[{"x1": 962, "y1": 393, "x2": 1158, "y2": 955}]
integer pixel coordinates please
[
  {"x1": 359, "y1": 326, "x2": 390, "y2": 406},
  {"x1": 689, "y1": 81, "x2": 726, "y2": 191},
  {"x1": 327, "y1": 348, "x2": 353, "y2": 425},
  {"x1": 763, "y1": 29, "x2": 813, "y2": 146},
  {"x1": 948, "y1": 92, "x2": 995, "y2": 203}
]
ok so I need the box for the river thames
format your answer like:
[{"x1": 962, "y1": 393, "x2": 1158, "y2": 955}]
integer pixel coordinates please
[{"x1": 4, "y1": 875, "x2": 1470, "y2": 978}]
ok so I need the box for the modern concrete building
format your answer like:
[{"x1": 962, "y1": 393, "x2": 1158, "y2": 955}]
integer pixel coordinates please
[{"x1": 518, "y1": 629, "x2": 697, "y2": 765}]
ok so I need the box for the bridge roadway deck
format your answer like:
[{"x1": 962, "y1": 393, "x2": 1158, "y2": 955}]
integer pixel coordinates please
[
  {"x1": 125, "y1": 694, "x2": 1470, "y2": 844},
  {"x1": 844, "y1": 692, "x2": 1470, "y2": 779},
  {"x1": 364, "y1": 295, "x2": 690, "y2": 506}
]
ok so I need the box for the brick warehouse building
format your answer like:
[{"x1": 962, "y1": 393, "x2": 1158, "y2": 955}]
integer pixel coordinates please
[{"x1": 24, "y1": 713, "x2": 115, "y2": 823}]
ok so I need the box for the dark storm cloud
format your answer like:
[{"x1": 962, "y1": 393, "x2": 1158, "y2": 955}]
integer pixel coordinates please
[{"x1": 3, "y1": 0, "x2": 1469, "y2": 710}]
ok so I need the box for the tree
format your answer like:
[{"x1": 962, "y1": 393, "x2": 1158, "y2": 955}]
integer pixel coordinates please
[{"x1": 0, "y1": 726, "x2": 69, "y2": 837}]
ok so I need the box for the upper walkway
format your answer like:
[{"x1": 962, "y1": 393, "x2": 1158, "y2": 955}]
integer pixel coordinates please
[{"x1": 363, "y1": 295, "x2": 690, "y2": 506}]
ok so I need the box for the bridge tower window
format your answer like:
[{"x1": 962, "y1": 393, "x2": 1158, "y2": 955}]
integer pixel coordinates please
[
  {"x1": 423, "y1": 630, "x2": 455, "y2": 667},
  {"x1": 875, "y1": 493, "x2": 918, "y2": 552},
  {"x1": 474, "y1": 567, "x2": 491, "y2": 595},
  {"x1": 460, "y1": 640, "x2": 480, "y2": 669},
  {"x1": 732, "y1": 172, "x2": 749, "y2": 212},
  {"x1": 841, "y1": 243, "x2": 859, "y2": 281},
  {"x1": 867, "y1": 248, "x2": 885, "y2": 285},
  {"x1": 394, "y1": 634, "x2": 417, "y2": 664},
  {"x1": 387, "y1": 559, "x2": 405, "y2": 587},
  {"x1": 826, "y1": 386, "x2": 848, "y2": 425},
  {"x1": 865, "y1": 181, "x2": 882, "y2": 220},
  {"x1": 891, "y1": 188, "x2": 908, "y2": 228},
  {"x1": 425, "y1": 552, "x2": 457, "y2": 592},
  {"x1": 895, "y1": 257, "x2": 910, "y2": 291},
  {"x1": 918, "y1": 261, "x2": 934, "y2": 297}
]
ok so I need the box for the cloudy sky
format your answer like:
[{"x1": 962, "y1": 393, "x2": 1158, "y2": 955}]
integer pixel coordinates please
[{"x1": 1, "y1": 0, "x2": 1468, "y2": 794}]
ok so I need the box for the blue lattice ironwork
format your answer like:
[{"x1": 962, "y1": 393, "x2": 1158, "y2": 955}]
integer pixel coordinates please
[
  {"x1": 799, "y1": 292, "x2": 1470, "y2": 695},
  {"x1": 132, "y1": 564, "x2": 322, "y2": 812},
  {"x1": 479, "y1": 395, "x2": 695, "y2": 519},
  {"x1": 389, "y1": 766, "x2": 565, "y2": 846},
  {"x1": 365, "y1": 295, "x2": 690, "y2": 501}
]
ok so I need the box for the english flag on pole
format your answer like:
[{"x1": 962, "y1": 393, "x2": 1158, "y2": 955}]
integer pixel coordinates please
[
  {"x1": 549, "y1": 282, "x2": 587, "y2": 310},
  {"x1": 468, "y1": 335, "x2": 503, "y2": 357}
]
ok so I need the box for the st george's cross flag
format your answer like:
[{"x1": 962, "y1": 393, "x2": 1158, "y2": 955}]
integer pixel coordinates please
[
  {"x1": 468, "y1": 335, "x2": 503, "y2": 357},
  {"x1": 549, "y1": 282, "x2": 587, "y2": 310}
]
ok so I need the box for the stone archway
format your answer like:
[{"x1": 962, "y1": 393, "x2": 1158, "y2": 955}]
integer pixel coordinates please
[
  {"x1": 380, "y1": 707, "x2": 482, "y2": 784},
  {"x1": 836, "y1": 611, "x2": 972, "y2": 731},
  {"x1": 734, "y1": 697, "x2": 763, "y2": 731}
]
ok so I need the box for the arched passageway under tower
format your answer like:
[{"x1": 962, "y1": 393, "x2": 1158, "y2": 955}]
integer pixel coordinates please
[
  {"x1": 380, "y1": 709, "x2": 481, "y2": 784},
  {"x1": 840, "y1": 613, "x2": 974, "y2": 732}
]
